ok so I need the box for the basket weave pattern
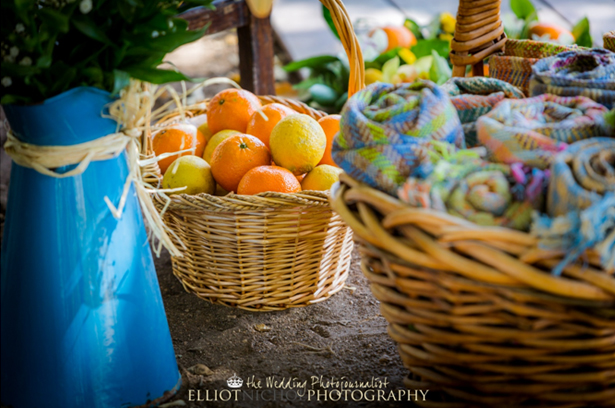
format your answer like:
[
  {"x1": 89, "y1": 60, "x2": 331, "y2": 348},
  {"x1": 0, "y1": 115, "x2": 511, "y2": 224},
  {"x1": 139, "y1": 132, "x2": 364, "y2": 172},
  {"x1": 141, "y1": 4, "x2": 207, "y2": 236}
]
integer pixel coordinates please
[
  {"x1": 330, "y1": 174, "x2": 615, "y2": 407},
  {"x1": 604, "y1": 31, "x2": 615, "y2": 52}
]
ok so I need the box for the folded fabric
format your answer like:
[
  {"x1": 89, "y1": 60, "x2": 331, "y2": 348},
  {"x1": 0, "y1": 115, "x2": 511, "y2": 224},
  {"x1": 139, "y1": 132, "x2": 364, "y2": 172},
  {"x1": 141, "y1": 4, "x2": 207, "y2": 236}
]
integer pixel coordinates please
[
  {"x1": 530, "y1": 48, "x2": 615, "y2": 108},
  {"x1": 332, "y1": 80, "x2": 464, "y2": 195},
  {"x1": 532, "y1": 193, "x2": 615, "y2": 275},
  {"x1": 398, "y1": 154, "x2": 548, "y2": 231},
  {"x1": 442, "y1": 77, "x2": 525, "y2": 147},
  {"x1": 547, "y1": 138, "x2": 615, "y2": 217},
  {"x1": 488, "y1": 39, "x2": 582, "y2": 95},
  {"x1": 476, "y1": 94, "x2": 609, "y2": 169}
]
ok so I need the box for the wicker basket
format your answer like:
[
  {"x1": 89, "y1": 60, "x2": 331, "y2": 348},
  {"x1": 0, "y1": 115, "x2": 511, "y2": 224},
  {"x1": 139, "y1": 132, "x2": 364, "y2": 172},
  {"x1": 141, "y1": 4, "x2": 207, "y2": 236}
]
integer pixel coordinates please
[
  {"x1": 489, "y1": 39, "x2": 582, "y2": 94},
  {"x1": 604, "y1": 31, "x2": 615, "y2": 52},
  {"x1": 145, "y1": 0, "x2": 364, "y2": 311},
  {"x1": 330, "y1": 173, "x2": 615, "y2": 407}
]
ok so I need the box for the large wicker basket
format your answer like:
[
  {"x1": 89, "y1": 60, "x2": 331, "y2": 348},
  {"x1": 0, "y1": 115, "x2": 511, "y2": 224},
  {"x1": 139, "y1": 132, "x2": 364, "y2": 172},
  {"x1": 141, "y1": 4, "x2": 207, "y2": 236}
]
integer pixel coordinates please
[
  {"x1": 330, "y1": 173, "x2": 615, "y2": 407},
  {"x1": 328, "y1": 1, "x2": 615, "y2": 405},
  {"x1": 145, "y1": 0, "x2": 364, "y2": 311}
]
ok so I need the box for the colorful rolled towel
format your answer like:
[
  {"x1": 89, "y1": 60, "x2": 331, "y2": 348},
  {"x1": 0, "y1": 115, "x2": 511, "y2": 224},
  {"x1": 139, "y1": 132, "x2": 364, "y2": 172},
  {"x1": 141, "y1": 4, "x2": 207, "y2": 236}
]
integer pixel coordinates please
[
  {"x1": 398, "y1": 152, "x2": 548, "y2": 231},
  {"x1": 530, "y1": 48, "x2": 615, "y2": 108},
  {"x1": 476, "y1": 94, "x2": 609, "y2": 169},
  {"x1": 332, "y1": 80, "x2": 464, "y2": 195},
  {"x1": 547, "y1": 138, "x2": 615, "y2": 218},
  {"x1": 488, "y1": 39, "x2": 583, "y2": 95},
  {"x1": 532, "y1": 193, "x2": 615, "y2": 275},
  {"x1": 442, "y1": 77, "x2": 525, "y2": 147}
]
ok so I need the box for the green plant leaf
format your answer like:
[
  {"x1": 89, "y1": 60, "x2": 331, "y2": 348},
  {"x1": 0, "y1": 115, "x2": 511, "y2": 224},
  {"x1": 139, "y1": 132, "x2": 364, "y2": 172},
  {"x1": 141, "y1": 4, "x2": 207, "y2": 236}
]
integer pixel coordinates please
[
  {"x1": 38, "y1": 8, "x2": 70, "y2": 33},
  {"x1": 404, "y1": 18, "x2": 423, "y2": 40},
  {"x1": 72, "y1": 15, "x2": 113, "y2": 45},
  {"x1": 429, "y1": 50, "x2": 451, "y2": 85},
  {"x1": 572, "y1": 17, "x2": 592, "y2": 47},
  {"x1": 411, "y1": 39, "x2": 450, "y2": 59},
  {"x1": 511, "y1": 0, "x2": 536, "y2": 20},
  {"x1": 122, "y1": 66, "x2": 195, "y2": 84},
  {"x1": 322, "y1": 5, "x2": 340, "y2": 40},
  {"x1": 519, "y1": 11, "x2": 538, "y2": 39},
  {"x1": 283, "y1": 55, "x2": 340, "y2": 72},
  {"x1": 112, "y1": 69, "x2": 131, "y2": 95},
  {"x1": 382, "y1": 56, "x2": 400, "y2": 83},
  {"x1": 424, "y1": 16, "x2": 441, "y2": 40}
]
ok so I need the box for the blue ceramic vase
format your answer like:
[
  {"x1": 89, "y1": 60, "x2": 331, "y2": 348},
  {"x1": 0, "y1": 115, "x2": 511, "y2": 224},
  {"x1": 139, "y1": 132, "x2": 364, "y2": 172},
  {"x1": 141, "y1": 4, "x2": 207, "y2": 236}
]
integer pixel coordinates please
[{"x1": 1, "y1": 87, "x2": 181, "y2": 408}]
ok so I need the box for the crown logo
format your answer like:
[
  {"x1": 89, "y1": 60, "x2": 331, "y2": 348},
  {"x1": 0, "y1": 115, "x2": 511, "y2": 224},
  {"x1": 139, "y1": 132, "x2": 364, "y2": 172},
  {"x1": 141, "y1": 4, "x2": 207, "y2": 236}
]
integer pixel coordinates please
[{"x1": 227, "y1": 373, "x2": 243, "y2": 388}]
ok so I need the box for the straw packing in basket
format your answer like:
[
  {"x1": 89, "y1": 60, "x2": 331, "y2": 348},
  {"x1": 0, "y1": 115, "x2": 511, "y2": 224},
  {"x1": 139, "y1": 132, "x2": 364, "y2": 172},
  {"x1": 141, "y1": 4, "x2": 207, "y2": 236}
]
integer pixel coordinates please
[
  {"x1": 530, "y1": 48, "x2": 615, "y2": 108},
  {"x1": 442, "y1": 77, "x2": 525, "y2": 147},
  {"x1": 332, "y1": 81, "x2": 464, "y2": 195},
  {"x1": 476, "y1": 94, "x2": 610, "y2": 169}
]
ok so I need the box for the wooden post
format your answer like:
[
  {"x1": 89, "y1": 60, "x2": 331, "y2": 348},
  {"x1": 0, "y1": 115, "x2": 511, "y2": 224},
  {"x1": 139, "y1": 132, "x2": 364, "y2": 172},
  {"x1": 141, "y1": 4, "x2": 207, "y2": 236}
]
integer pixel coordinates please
[
  {"x1": 238, "y1": 13, "x2": 275, "y2": 95},
  {"x1": 179, "y1": 0, "x2": 275, "y2": 95}
]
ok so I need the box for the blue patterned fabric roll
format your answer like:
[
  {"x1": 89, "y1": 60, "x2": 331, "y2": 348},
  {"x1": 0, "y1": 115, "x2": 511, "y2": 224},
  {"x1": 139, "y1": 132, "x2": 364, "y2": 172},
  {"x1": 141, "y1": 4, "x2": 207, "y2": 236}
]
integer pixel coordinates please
[
  {"x1": 332, "y1": 80, "x2": 464, "y2": 195},
  {"x1": 547, "y1": 137, "x2": 615, "y2": 217},
  {"x1": 530, "y1": 48, "x2": 615, "y2": 108},
  {"x1": 442, "y1": 77, "x2": 525, "y2": 147}
]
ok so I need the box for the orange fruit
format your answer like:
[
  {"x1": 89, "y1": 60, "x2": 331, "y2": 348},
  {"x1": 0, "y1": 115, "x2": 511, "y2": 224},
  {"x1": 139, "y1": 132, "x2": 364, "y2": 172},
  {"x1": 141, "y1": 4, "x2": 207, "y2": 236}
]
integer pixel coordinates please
[
  {"x1": 317, "y1": 115, "x2": 341, "y2": 167},
  {"x1": 207, "y1": 88, "x2": 262, "y2": 134},
  {"x1": 528, "y1": 22, "x2": 574, "y2": 43},
  {"x1": 246, "y1": 103, "x2": 296, "y2": 148},
  {"x1": 237, "y1": 166, "x2": 302, "y2": 195},
  {"x1": 203, "y1": 130, "x2": 242, "y2": 164},
  {"x1": 210, "y1": 134, "x2": 271, "y2": 192},
  {"x1": 380, "y1": 26, "x2": 417, "y2": 52},
  {"x1": 296, "y1": 173, "x2": 306, "y2": 183},
  {"x1": 153, "y1": 124, "x2": 205, "y2": 174}
]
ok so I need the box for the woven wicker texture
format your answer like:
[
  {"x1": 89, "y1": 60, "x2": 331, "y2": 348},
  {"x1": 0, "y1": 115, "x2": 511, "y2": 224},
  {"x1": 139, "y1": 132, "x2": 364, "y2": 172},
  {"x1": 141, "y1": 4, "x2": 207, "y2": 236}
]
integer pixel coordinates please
[
  {"x1": 489, "y1": 39, "x2": 582, "y2": 94},
  {"x1": 143, "y1": 0, "x2": 365, "y2": 311},
  {"x1": 450, "y1": 0, "x2": 506, "y2": 77},
  {"x1": 604, "y1": 31, "x2": 615, "y2": 52},
  {"x1": 330, "y1": 172, "x2": 615, "y2": 407}
]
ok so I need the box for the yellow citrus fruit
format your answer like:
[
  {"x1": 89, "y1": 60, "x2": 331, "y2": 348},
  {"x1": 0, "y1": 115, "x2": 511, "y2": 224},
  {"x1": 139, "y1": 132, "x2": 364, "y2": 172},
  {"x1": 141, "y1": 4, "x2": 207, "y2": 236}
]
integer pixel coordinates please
[
  {"x1": 301, "y1": 164, "x2": 344, "y2": 191},
  {"x1": 189, "y1": 114, "x2": 214, "y2": 145},
  {"x1": 202, "y1": 129, "x2": 242, "y2": 164},
  {"x1": 162, "y1": 155, "x2": 216, "y2": 196},
  {"x1": 269, "y1": 114, "x2": 327, "y2": 175},
  {"x1": 365, "y1": 68, "x2": 383, "y2": 85}
]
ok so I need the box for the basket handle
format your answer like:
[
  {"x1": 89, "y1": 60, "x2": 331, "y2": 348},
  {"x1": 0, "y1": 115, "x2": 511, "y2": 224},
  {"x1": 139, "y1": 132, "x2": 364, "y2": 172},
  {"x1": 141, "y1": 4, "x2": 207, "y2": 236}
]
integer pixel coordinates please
[
  {"x1": 450, "y1": 0, "x2": 506, "y2": 77},
  {"x1": 320, "y1": 0, "x2": 365, "y2": 96}
]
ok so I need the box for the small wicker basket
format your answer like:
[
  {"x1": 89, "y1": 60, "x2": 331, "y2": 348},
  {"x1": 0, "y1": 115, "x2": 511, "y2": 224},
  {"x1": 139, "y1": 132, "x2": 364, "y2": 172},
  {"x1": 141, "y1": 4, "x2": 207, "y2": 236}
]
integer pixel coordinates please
[{"x1": 145, "y1": 0, "x2": 364, "y2": 311}]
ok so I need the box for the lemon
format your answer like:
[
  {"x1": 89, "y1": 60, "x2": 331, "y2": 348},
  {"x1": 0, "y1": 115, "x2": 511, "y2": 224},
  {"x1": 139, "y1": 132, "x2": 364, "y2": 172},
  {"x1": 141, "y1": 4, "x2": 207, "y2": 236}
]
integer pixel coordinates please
[
  {"x1": 269, "y1": 114, "x2": 326, "y2": 175},
  {"x1": 189, "y1": 114, "x2": 213, "y2": 144},
  {"x1": 162, "y1": 156, "x2": 215, "y2": 195},
  {"x1": 301, "y1": 165, "x2": 344, "y2": 191},
  {"x1": 365, "y1": 68, "x2": 383, "y2": 85},
  {"x1": 203, "y1": 129, "x2": 242, "y2": 164}
]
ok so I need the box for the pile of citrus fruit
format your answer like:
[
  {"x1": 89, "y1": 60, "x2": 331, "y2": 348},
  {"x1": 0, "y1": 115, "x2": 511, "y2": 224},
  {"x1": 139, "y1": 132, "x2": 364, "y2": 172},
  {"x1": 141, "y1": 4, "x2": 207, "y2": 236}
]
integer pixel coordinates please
[{"x1": 152, "y1": 88, "x2": 344, "y2": 196}]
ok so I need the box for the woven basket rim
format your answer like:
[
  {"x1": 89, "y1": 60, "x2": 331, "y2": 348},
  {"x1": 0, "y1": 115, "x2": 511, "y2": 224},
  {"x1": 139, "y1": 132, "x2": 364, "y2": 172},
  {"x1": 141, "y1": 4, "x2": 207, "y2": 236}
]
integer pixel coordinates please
[{"x1": 332, "y1": 173, "x2": 615, "y2": 303}]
